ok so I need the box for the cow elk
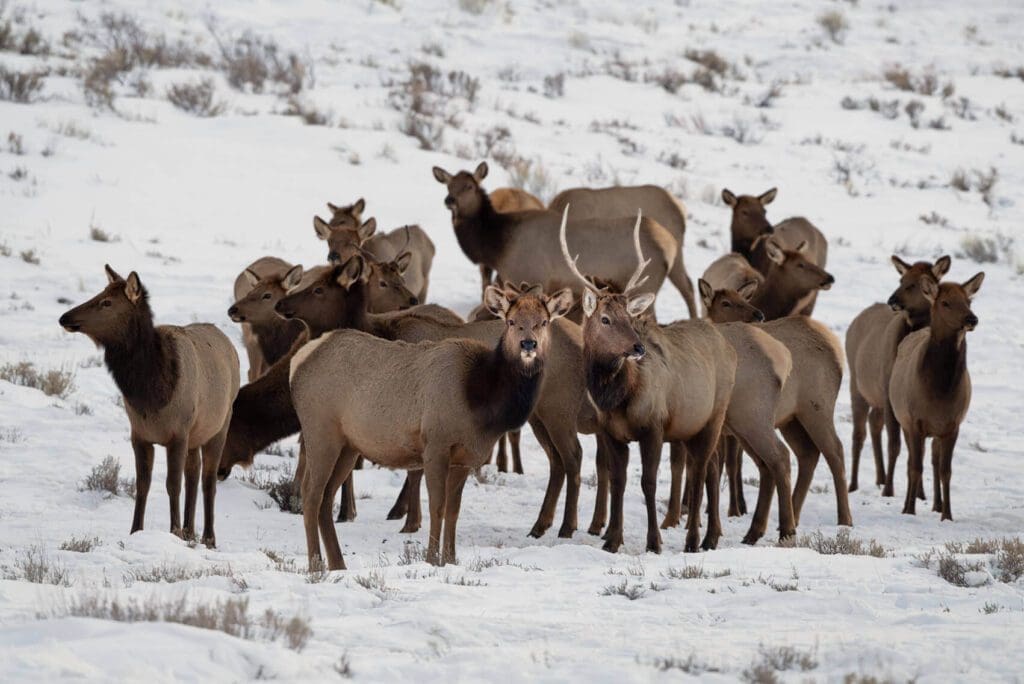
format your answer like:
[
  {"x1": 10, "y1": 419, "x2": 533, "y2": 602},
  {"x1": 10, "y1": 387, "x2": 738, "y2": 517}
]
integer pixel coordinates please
[
  {"x1": 433, "y1": 162, "x2": 677, "y2": 317},
  {"x1": 60, "y1": 266, "x2": 239, "y2": 547},
  {"x1": 289, "y1": 283, "x2": 573, "y2": 569},
  {"x1": 559, "y1": 208, "x2": 737, "y2": 553},
  {"x1": 889, "y1": 273, "x2": 983, "y2": 520},
  {"x1": 846, "y1": 255, "x2": 951, "y2": 495},
  {"x1": 230, "y1": 260, "x2": 305, "y2": 381},
  {"x1": 476, "y1": 187, "x2": 546, "y2": 291},
  {"x1": 550, "y1": 184, "x2": 697, "y2": 316}
]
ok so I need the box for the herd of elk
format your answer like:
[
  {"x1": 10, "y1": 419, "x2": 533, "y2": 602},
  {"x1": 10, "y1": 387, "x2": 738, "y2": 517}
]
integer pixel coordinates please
[{"x1": 56, "y1": 159, "x2": 985, "y2": 569}]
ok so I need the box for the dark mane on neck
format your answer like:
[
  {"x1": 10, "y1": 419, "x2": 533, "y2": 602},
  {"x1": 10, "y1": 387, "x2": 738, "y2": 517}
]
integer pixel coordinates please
[
  {"x1": 452, "y1": 190, "x2": 509, "y2": 268},
  {"x1": 924, "y1": 331, "x2": 967, "y2": 395},
  {"x1": 252, "y1": 318, "x2": 305, "y2": 367},
  {"x1": 222, "y1": 349, "x2": 302, "y2": 464},
  {"x1": 102, "y1": 294, "x2": 178, "y2": 416},
  {"x1": 585, "y1": 350, "x2": 636, "y2": 412},
  {"x1": 465, "y1": 341, "x2": 543, "y2": 436}
]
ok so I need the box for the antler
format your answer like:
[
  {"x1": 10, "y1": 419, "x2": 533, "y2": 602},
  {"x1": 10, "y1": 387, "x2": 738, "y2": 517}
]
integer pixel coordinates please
[
  {"x1": 623, "y1": 209, "x2": 651, "y2": 294},
  {"x1": 558, "y1": 205, "x2": 598, "y2": 290}
]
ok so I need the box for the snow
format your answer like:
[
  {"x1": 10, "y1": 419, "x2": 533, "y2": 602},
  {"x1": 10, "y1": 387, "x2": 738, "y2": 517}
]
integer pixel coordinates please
[{"x1": 1, "y1": 0, "x2": 1023, "y2": 681}]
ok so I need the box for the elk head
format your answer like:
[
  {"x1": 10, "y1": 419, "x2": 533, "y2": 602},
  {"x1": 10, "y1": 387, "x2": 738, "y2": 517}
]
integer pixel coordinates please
[
  {"x1": 484, "y1": 282, "x2": 573, "y2": 369},
  {"x1": 763, "y1": 238, "x2": 834, "y2": 291},
  {"x1": 365, "y1": 251, "x2": 418, "y2": 312},
  {"x1": 698, "y1": 278, "x2": 764, "y2": 323},
  {"x1": 274, "y1": 256, "x2": 368, "y2": 335},
  {"x1": 887, "y1": 255, "x2": 950, "y2": 322},
  {"x1": 59, "y1": 265, "x2": 149, "y2": 346},
  {"x1": 922, "y1": 273, "x2": 983, "y2": 337},
  {"x1": 722, "y1": 187, "x2": 777, "y2": 255},
  {"x1": 314, "y1": 213, "x2": 377, "y2": 265},
  {"x1": 229, "y1": 265, "x2": 303, "y2": 325},
  {"x1": 432, "y1": 162, "x2": 489, "y2": 219},
  {"x1": 326, "y1": 197, "x2": 366, "y2": 231}
]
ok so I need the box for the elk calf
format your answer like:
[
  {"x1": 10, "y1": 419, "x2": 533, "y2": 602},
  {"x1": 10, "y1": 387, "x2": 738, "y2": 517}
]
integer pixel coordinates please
[
  {"x1": 230, "y1": 260, "x2": 305, "y2": 381},
  {"x1": 889, "y1": 274, "x2": 983, "y2": 520},
  {"x1": 846, "y1": 256, "x2": 950, "y2": 494},
  {"x1": 290, "y1": 284, "x2": 573, "y2": 569},
  {"x1": 60, "y1": 266, "x2": 239, "y2": 546}
]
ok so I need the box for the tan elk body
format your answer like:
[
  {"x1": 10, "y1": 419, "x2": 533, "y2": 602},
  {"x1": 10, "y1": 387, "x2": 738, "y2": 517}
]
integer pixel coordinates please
[{"x1": 60, "y1": 266, "x2": 239, "y2": 546}]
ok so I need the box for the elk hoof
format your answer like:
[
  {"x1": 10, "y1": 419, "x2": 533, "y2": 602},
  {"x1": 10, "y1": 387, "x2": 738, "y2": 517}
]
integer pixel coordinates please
[
  {"x1": 848, "y1": 481, "x2": 859, "y2": 493},
  {"x1": 602, "y1": 536, "x2": 623, "y2": 554},
  {"x1": 901, "y1": 505, "x2": 916, "y2": 515},
  {"x1": 556, "y1": 524, "x2": 576, "y2": 539},
  {"x1": 741, "y1": 531, "x2": 762, "y2": 546},
  {"x1": 170, "y1": 526, "x2": 184, "y2": 539},
  {"x1": 587, "y1": 523, "x2": 604, "y2": 536},
  {"x1": 386, "y1": 508, "x2": 407, "y2": 521},
  {"x1": 646, "y1": 537, "x2": 662, "y2": 554},
  {"x1": 683, "y1": 537, "x2": 701, "y2": 553},
  {"x1": 201, "y1": 535, "x2": 216, "y2": 549},
  {"x1": 660, "y1": 514, "x2": 680, "y2": 529},
  {"x1": 182, "y1": 527, "x2": 197, "y2": 542},
  {"x1": 700, "y1": 535, "x2": 719, "y2": 551},
  {"x1": 399, "y1": 521, "x2": 420, "y2": 534},
  {"x1": 881, "y1": 485, "x2": 894, "y2": 497},
  {"x1": 941, "y1": 512, "x2": 954, "y2": 522}
]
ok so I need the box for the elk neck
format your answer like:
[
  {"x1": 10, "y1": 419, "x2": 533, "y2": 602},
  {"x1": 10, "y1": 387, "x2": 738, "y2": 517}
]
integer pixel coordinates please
[
  {"x1": 922, "y1": 325, "x2": 968, "y2": 395},
  {"x1": 452, "y1": 192, "x2": 510, "y2": 269},
  {"x1": 101, "y1": 299, "x2": 178, "y2": 416},
  {"x1": 465, "y1": 335, "x2": 544, "y2": 436}
]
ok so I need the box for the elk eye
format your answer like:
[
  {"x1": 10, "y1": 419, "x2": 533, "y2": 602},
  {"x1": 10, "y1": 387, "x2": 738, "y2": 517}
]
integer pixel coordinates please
[
  {"x1": 601, "y1": 316, "x2": 611, "y2": 325},
  {"x1": 379, "y1": 282, "x2": 387, "y2": 288},
  {"x1": 314, "y1": 287, "x2": 324, "y2": 295},
  {"x1": 262, "y1": 292, "x2": 272, "y2": 300},
  {"x1": 798, "y1": 263, "x2": 805, "y2": 269},
  {"x1": 100, "y1": 299, "x2": 111, "y2": 308},
  {"x1": 508, "y1": 319, "x2": 515, "y2": 327},
  {"x1": 907, "y1": 284, "x2": 915, "y2": 291},
  {"x1": 541, "y1": 320, "x2": 548, "y2": 327},
  {"x1": 942, "y1": 301, "x2": 950, "y2": 308},
  {"x1": 723, "y1": 301, "x2": 732, "y2": 308}
]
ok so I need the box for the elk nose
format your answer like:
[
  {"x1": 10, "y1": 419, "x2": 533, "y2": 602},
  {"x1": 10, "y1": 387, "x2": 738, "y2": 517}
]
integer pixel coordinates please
[
  {"x1": 887, "y1": 294, "x2": 900, "y2": 310},
  {"x1": 520, "y1": 339, "x2": 537, "y2": 351},
  {"x1": 409, "y1": 296, "x2": 419, "y2": 305},
  {"x1": 965, "y1": 313, "x2": 978, "y2": 329},
  {"x1": 327, "y1": 251, "x2": 340, "y2": 263},
  {"x1": 633, "y1": 343, "x2": 646, "y2": 357},
  {"x1": 753, "y1": 310, "x2": 765, "y2": 322},
  {"x1": 58, "y1": 313, "x2": 80, "y2": 331},
  {"x1": 444, "y1": 195, "x2": 455, "y2": 208}
]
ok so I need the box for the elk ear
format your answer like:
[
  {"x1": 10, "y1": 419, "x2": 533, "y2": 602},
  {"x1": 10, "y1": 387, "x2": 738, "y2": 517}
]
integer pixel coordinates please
[
  {"x1": 473, "y1": 161, "x2": 489, "y2": 182},
  {"x1": 314, "y1": 216, "x2": 332, "y2": 240},
  {"x1": 961, "y1": 272, "x2": 984, "y2": 299},
  {"x1": 125, "y1": 272, "x2": 144, "y2": 304},
  {"x1": 357, "y1": 218, "x2": 377, "y2": 242},
  {"x1": 626, "y1": 292, "x2": 656, "y2": 317},
  {"x1": 394, "y1": 251, "x2": 412, "y2": 275},
  {"x1": 483, "y1": 285, "x2": 510, "y2": 319},
  {"x1": 758, "y1": 187, "x2": 778, "y2": 205},
  {"x1": 698, "y1": 278, "x2": 714, "y2": 308},
  {"x1": 432, "y1": 166, "x2": 452, "y2": 184},
  {"x1": 243, "y1": 268, "x2": 260, "y2": 288},
  {"x1": 920, "y1": 276, "x2": 938, "y2": 303},
  {"x1": 765, "y1": 240, "x2": 785, "y2": 264},
  {"x1": 737, "y1": 280, "x2": 759, "y2": 300},
  {"x1": 932, "y1": 255, "x2": 951, "y2": 280},
  {"x1": 795, "y1": 240, "x2": 809, "y2": 253},
  {"x1": 545, "y1": 288, "x2": 574, "y2": 320},
  {"x1": 336, "y1": 255, "x2": 366, "y2": 288},
  {"x1": 721, "y1": 188, "x2": 737, "y2": 207},
  {"x1": 283, "y1": 264, "x2": 304, "y2": 291},
  {"x1": 352, "y1": 198, "x2": 365, "y2": 216},
  {"x1": 327, "y1": 202, "x2": 340, "y2": 213},
  {"x1": 582, "y1": 288, "x2": 598, "y2": 317},
  {"x1": 891, "y1": 255, "x2": 911, "y2": 275},
  {"x1": 104, "y1": 264, "x2": 123, "y2": 284}
]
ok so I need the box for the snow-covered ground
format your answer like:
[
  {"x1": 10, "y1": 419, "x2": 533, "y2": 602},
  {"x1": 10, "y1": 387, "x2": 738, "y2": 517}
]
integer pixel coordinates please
[{"x1": 1, "y1": 0, "x2": 1023, "y2": 681}]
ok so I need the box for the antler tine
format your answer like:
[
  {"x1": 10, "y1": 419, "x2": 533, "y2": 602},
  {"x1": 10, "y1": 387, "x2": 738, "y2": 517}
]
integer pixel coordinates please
[
  {"x1": 624, "y1": 209, "x2": 652, "y2": 294},
  {"x1": 557, "y1": 204, "x2": 597, "y2": 290}
]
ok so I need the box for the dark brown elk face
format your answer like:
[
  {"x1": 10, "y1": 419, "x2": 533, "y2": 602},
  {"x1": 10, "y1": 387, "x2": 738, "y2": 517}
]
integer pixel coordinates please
[
  {"x1": 326, "y1": 197, "x2": 365, "y2": 230},
  {"x1": 580, "y1": 288, "x2": 655, "y2": 364},
  {"x1": 432, "y1": 162, "x2": 488, "y2": 219},
  {"x1": 722, "y1": 187, "x2": 776, "y2": 254},
  {"x1": 887, "y1": 255, "x2": 950, "y2": 319},
  {"x1": 698, "y1": 278, "x2": 764, "y2": 323},
  {"x1": 484, "y1": 284, "x2": 573, "y2": 367},
  {"x1": 274, "y1": 257, "x2": 367, "y2": 334},
  {"x1": 764, "y1": 238, "x2": 834, "y2": 291},
  {"x1": 228, "y1": 265, "x2": 303, "y2": 325},
  {"x1": 59, "y1": 265, "x2": 147, "y2": 345},
  {"x1": 314, "y1": 214, "x2": 377, "y2": 265},
  {"x1": 365, "y1": 253, "x2": 418, "y2": 312},
  {"x1": 923, "y1": 274, "x2": 983, "y2": 334}
]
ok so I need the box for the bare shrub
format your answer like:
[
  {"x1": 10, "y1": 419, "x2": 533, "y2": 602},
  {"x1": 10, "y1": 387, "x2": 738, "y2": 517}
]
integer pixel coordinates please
[
  {"x1": 742, "y1": 644, "x2": 818, "y2": 682},
  {"x1": 749, "y1": 81, "x2": 783, "y2": 108},
  {"x1": 81, "y1": 456, "x2": 121, "y2": 495},
  {"x1": 0, "y1": 66, "x2": 45, "y2": 103},
  {"x1": 883, "y1": 65, "x2": 951, "y2": 96},
  {"x1": 130, "y1": 562, "x2": 237, "y2": 583},
  {"x1": 543, "y1": 73, "x2": 565, "y2": 98},
  {"x1": 951, "y1": 166, "x2": 998, "y2": 206},
  {"x1": 958, "y1": 235, "x2": 1000, "y2": 264},
  {"x1": 936, "y1": 551, "x2": 986, "y2": 587},
  {"x1": 167, "y1": 79, "x2": 226, "y2": 117},
  {"x1": 60, "y1": 536, "x2": 101, "y2": 552},
  {"x1": 334, "y1": 654, "x2": 353, "y2": 678},
  {"x1": 818, "y1": 10, "x2": 849, "y2": 43},
  {"x1": 3, "y1": 545, "x2": 72, "y2": 586},
  {"x1": 58, "y1": 595, "x2": 311, "y2": 651},
  {"x1": 684, "y1": 49, "x2": 730, "y2": 76},
  {"x1": 281, "y1": 97, "x2": 331, "y2": 126},
  {"x1": 506, "y1": 157, "x2": 555, "y2": 200},
  {"x1": 600, "y1": 579, "x2": 646, "y2": 600},
  {"x1": 209, "y1": 26, "x2": 306, "y2": 94},
  {"x1": 781, "y1": 529, "x2": 886, "y2": 557},
  {"x1": 649, "y1": 653, "x2": 720, "y2": 674},
  {"x1": 0, "y1": 361, "x2": 75, "y2": 398},
  {"x1": 0, "y1": 9, "x2": 50, "y2": 56},
  {"x1": 89, "y1": 223, "x2": 115, "y2": 242},
  {"x1": 7, "y1": 131, "x2": 24, "y2": 154},
  {"x1": 662, "y1": 564, "x2": 731, "y2": 580},
  {"x1": 266, "y1": 470, "x2": 302, "y2": 514},
  {"x1": 19, "y1": 247, "x2": 39, "y2": 263},
  {"x1": 458, "y1": 0, "x2": 493, "y2": 15},
  {"x1": 994, "y1": 537, "x2": 1024, "y2": 582}
]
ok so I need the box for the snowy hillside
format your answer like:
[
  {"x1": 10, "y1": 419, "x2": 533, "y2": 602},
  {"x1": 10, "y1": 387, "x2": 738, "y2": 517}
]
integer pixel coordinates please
[{"x1": 1, "y1": 0, "x2": 1023, "y2": 681}]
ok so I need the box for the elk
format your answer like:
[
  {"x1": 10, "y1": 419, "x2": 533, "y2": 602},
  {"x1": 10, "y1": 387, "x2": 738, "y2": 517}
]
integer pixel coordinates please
[
  {"x1": 432, "y1": 162, "x2": 677, "y2": 315},
  {"x1": 290, "y1": 284, "x2": 573, "y2": 569},
  {"x1": 722, "y1": 188, "x2": 828, "y2": 315},
  {"x1": 889, "y1": 274, "x2": 983, "y2": 520},
  {"x1": 476, "y1": 188, "x2": 546, "y2": 291},
  {"x1": 748, "y1": 238, "x2": 834, "y2": 320},
  {"x1": 559, "y1": 208, "x2": 737, "y2": 553},
  {"x1": 700, "y1": 254, "x2": 763, "y2": 316},
  {"x1": 549, "y1": 184, "x2": 697, "y2": 316},
  {"x1": 230, "y1": 261, "x2": 305, "y2": 380},
  {"x1": 60, "y1": 266, "x2": 239, "y2": 546},
  {"x1": 846, "y1": 255, "x2": 951, "y2": 495},
  {"x1": 315, "y1": 201, "x2": 434, "y2": 303},
  {"x1": 698, "y1": 281, "x2": 853, "y2": 529}
]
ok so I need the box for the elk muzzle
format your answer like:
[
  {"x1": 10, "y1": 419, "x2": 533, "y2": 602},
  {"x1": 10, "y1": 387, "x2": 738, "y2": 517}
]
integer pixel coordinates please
[
  {"x1": 820, "y1": 273, "x2": 835, "y2": 291},
  {"x1": 887, "y1": 293, "x2": 903, "y2": 311},
  {"x1": 227, "y1": 305, "x2": 245, "y2": 322},
  {"x1": 58, "y1": 312, "x2": 81, "y2": 332},
  {"x1": 327, "y1": 251, "x2": 341, "y2": 264},
  {"x1": 964, "y1": 313, "x2": 978, "y2": 331},
  {"x1": 752, "y1": 309, "x2": 766, "y2": 322},
  {"x1": 627, "y1": 343, "x2": 646, "y2": 361}
]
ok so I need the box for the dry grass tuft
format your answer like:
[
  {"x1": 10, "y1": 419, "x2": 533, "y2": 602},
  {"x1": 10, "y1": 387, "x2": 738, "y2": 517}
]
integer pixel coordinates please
[
  {"x1": 80, "y1": 456, "x2": 121, "y2": 495},
  {"x1": 3, "y1": 545, "x2": 72, "y2": 586},
  {"x1": 781, "y1": 529, "x2": 886, "y2": 557},
  {"x1": 0, "y1": 66, "x2": 45, "y2": 103},
  {"x1": 0, "y1": 361, "x2": 75, "y2": 398},
  {"x1": 166, "y1": 79, "x2": 226, "y2": 117}
]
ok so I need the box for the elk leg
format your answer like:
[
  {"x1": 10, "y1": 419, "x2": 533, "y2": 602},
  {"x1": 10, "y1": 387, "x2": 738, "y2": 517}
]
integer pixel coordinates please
[
  {"x1": 732, "y1": 444, "x2": 746, "y2": 514},
  {"x1": 165, "y1": 439, "x2": 187, "y2": 538},
  {"x1": 199, "y1": 421, "x2": 229, "y2": 548},
  {"x1": 548, "y1": 423, "x2": 582, "y2": 538},
  {"x1": 724, "y1": 437, "x2": 745, "y2": 517},
  {"x1": 701, "y1": 451, "x2": 722, "y2": 550},
  {"x1": 130, "y1": 437, "x2": 154, "y2": 534},
  {"x1": 796, "y1": 416, "x2": 853, "y2": 527},
  {"x1": 299, "y1": 438, "x2": 337, "y2": 571},
  {"x1": 337, "y1": 472, "x2": 357, "y2": 522},
  {"x1": 882, "y1": 404, "x2": 902, "y2": 497},
  {"x1": 588, "y1": 433, "x2": 610, "y2": 536},
  {"x1": 510, "y1": 430, "x2": 524, "y2": 475},
  {"x1": 939, "y1": 430, "x2": 957, "y2": 521},
  {"x1": 685, "y1": 418, "x2": 726, "y2": 553},
  {"x1": 661, "y1": 441, "x2": 685, "y2": 529},
  {"x1": 401, "y1": 470, "x2": 423, "y2": 534},
  {"x1": 441, "y1": 461, "x2": 472, "y2": 565},
  {"x1": 479, "y1": 265, "x2": 493, "y2": 295},
  {"x1": 602, "y1": 436, "x2": 630, "y2": 554},
  {"x1": 868, "y1": 405, "x2": 885, "y2": 489},
  {"x1": 667, "y1": 252, "x2": 698, "y2": 319},
  {"x1": 387, "y1": 475, "x2": 411, "y2": 520},
  {"x1": 849, "y1": 389, "x2": 868, "y2": 492},
  {"x1": 901, "y1": 428, "x2": 925, "y2": 516},
  {"x1": 320, "y1": 446, "x2": 359, "y2": 571},
  {"x1": 931, "y1": 438, "x2": 943, "y2": 513},
  {"x1": 495, "y1": 434, "x2": 509, "y2": 473},
  {"x1": 422, "y1": 448, "x2": 450, "y2": 565},
  {"x1": 638, "y1": 430, "x2": 665, "y2": 553},
  {"x1": 182, "y1": 448, "x2": 200, "y2": 541},
  {"x1": 527, "y1": 418, "x2": 562, "y2": 538}
]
